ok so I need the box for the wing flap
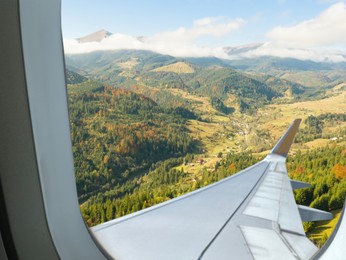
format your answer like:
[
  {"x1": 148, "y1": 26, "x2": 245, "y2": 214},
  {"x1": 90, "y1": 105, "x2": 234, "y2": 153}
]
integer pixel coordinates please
[
  {"x1": 242, "y1": 161, "x2": 305, "y2": 235},
  {"x1": 290, "y1": 180, "x2": 311, "y2": 190},
  {"x1": 282, "y1": 232, "x2": 318, "y2": 259},
  {"x1": 240, "y1": 226, "x2": 297, "y2": 260},
  {"x1": 298, "y1": 205, "x2": 333, "y2": 222}
]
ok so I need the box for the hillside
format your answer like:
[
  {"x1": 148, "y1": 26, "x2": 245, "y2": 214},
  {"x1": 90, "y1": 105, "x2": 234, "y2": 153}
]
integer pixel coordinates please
[
  {"x1": 68, "y1": 76, "x2": 346, "y2": 208},
  {"x1": 281, "y1": 70, "x2": 346, "y2": 88},
  {"x1": 65, "y1": 50, "x2": 177, "y2": 74},
  {"x1": 152, "y1": 61, "x2": 195, "y2": 74},
  {"x1": 68, "y1": 81, "x2": 198, "y2": 201},
  {"x1": 66, "y1": 69, "x2": 87, "y2": 84},
  {"x1": 66, "y1": 50, "x2": 329, "y2": 114}
]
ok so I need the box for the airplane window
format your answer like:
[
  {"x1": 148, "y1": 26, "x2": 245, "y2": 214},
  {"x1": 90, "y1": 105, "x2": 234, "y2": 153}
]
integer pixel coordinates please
[{"x1": 61, "y1": 0, "x2": 346, "y2": 248}]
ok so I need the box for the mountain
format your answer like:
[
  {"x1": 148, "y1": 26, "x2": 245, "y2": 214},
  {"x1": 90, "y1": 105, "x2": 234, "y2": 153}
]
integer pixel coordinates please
[
  {"x1": 279, "y1": 70, "x2": 346, "y2": 88},
  {"x1": 77, "y1": 29, "x2": 112, "y2": 43},
  {"x1": 64, "y1": 48, "x2": 346, "y2": 114},
  {"x1": 70, "y1": 30, "x2": 346, "y2": 73},
  {"x1": 66, "y1": 69, "x2": 88, "y2": 84},
  {"x1": 184, "y1": 57, "x2": 233, "y2": 68},
  {"x1": 65, "y1": 49, "x2": 316, "y2": 114},
  {"x1": 223, "y1": 43, "x2": 264, "y2": 56},
  {"x1": 65, "y1": 50, "x2": 177, "y2": 73},
  {"x1": 226, "y1": 56, "x2": 335, "y2": 72}
]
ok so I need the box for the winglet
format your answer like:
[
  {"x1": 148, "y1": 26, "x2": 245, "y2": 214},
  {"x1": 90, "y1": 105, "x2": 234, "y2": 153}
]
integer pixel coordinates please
[{"x1": 270, "y1": 119, "x2": 302, "y2": 157}]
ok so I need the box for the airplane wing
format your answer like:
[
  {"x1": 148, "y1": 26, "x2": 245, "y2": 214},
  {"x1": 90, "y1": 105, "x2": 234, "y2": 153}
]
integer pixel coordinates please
[{"x1": 92, "y1": 119, "x2": 332, "y2": 259}]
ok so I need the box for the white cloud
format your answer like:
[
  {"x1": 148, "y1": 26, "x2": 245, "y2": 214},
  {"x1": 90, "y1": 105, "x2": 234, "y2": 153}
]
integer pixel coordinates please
[
  {"x1": 191, "y1": 17, "x2": 245, "y2": 37},
  {"x1": 267, "y1": 2, "x2": 346, "y2": 48},
  {"x1": 64, "y1": 16, "x2": 244, "y2": 58},
  {"x1": 64, "y1": 4, "x2": 346, "y2": 62},
  {"x1": 241, "y1": 2, "x2": 346, "y2": 62},
  {"x1": 64, "y1": 34, "x2": 145, "y2": 54},
  {"x1": 242, "y1": 42, "x2": 346, "y2": 62}
]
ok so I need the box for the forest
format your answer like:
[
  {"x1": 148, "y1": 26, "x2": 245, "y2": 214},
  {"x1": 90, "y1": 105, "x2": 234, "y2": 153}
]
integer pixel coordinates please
[
  {"x1": 80, "y1": 151, "x2": 259, "y2": 226},
  {"x1": 79, "y1": 144, "x2": 346, "y2": 228},
  {"x1": 288, "y1": 146, "x2": 345, "y2": 208},
  {"x1": 68, "y1": 82, "x2": 197, "y2": 201}
]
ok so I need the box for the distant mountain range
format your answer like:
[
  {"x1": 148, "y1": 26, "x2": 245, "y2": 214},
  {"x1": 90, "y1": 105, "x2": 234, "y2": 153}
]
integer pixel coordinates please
[
  {"x1": 223, "y1": 43, "x2": 264, "y2": 56},
  {"x1": 72, "y1": 30, "x2": 346, "y2": 71},
  {"x1": 65, "y1": 31, "x2": 346, "y2": 113},
  {"x1": 65, "y1": 49, "x2": 335, "y2": 114},
  {"x1": 65, "y1": 48, "x2": 346, "y2": 81},
  {"x1": 69, "y1": 30, "x2": 346, "y2": 64}
]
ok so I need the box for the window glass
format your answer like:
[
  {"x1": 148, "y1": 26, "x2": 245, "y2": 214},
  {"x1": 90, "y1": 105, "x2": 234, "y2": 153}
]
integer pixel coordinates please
[{"x1": 62, "y1": 1, "x2": 346, "y2": 248}]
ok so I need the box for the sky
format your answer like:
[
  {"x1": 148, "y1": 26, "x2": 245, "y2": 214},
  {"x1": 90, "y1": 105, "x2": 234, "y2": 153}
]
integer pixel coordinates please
[{"x1": 62, "y1": 0, "x2": 346, "y2": 61}]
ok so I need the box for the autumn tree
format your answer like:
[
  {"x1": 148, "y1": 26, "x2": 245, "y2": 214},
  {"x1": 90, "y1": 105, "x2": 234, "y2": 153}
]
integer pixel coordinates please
[{"x1": 333, "y1": 164, "x2": 346, "y2": 179}]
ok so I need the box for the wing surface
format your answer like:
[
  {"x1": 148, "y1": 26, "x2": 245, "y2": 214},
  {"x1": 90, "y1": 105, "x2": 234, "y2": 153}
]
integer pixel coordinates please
[{"x1": 92, "y1": 119, "x2": 324, "y2": 259}]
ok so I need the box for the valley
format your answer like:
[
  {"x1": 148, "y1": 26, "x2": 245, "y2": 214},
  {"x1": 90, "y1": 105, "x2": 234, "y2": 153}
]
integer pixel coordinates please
[{"x1": 65, "y1": 49, "x2": 346, "y2": 246}]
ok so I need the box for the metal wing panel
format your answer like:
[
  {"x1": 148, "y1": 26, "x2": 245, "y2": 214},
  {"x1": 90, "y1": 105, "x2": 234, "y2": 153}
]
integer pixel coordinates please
[
  {"x1": 92, "y1": 162, "x2": 269, "y2": 260},
  {"x1": 282, "y1": 232, "x2": 318, "y2": 259},
  {"x1": 201, "y1": 156, "x2": 316, "y2": 259},
  {"x1": 242, "y1": 158, "x2": 304, "y2": 235}
]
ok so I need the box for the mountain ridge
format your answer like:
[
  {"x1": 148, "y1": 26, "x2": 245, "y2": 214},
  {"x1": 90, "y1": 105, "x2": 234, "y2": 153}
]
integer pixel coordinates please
[
  {"x1": 65, "y1": 49, "x2": 323, "y2": 114},
  {"x1": 77, "y1": 29, "x2": 112, "y2": 43}
]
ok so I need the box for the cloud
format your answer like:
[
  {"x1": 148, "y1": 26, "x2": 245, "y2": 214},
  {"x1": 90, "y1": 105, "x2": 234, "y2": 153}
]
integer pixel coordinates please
[
  {"x1": 241, "y1": 2, "x2": 346, "y2": 62},
  {"x1": 165, "y1": 16, "x2": 244, "y2": 40},
  {"x1": 64, "y1": 16, "x2": 244, "y2": 58},
  {"x1": 64, "y1": 34, "x2": 146, "y2": 54},
  {"x1": 242, "y1": 42, "x2": 346, "y2": 62},
  {"x1": 266, "y1": 2, "x2": 346, "y2": 48},
  {"x1": 64, "y1": 4, "x2": 346, "y2": 62}
]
